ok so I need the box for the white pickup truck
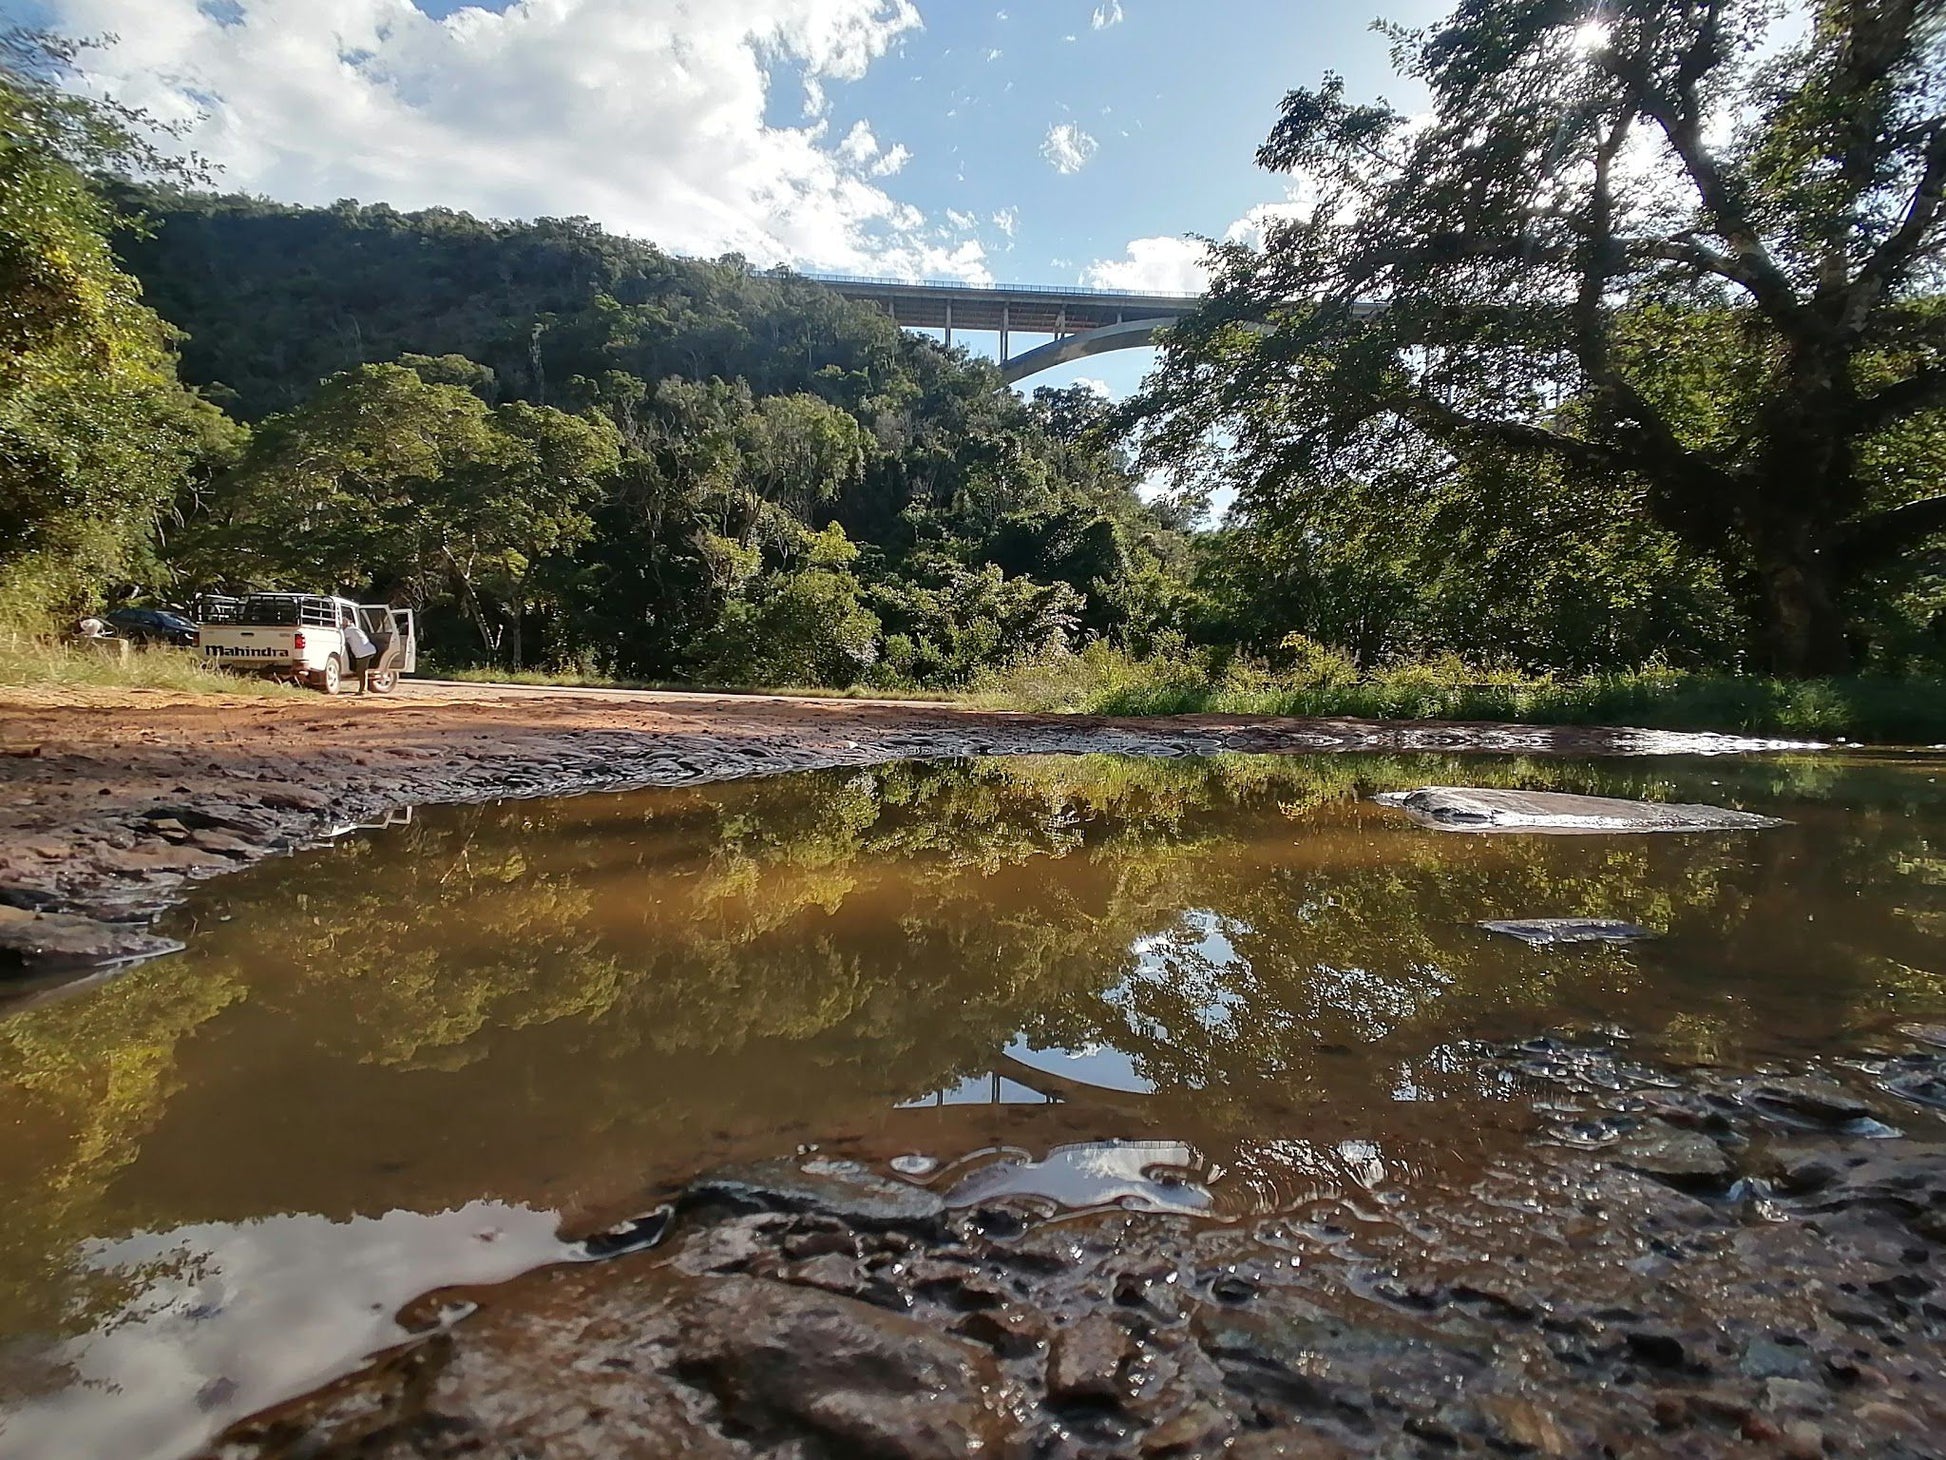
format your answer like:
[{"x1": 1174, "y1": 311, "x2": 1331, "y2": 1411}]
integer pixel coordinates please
[{"x1": 197, "y1": 593, "x2": 417, "y2": 694}]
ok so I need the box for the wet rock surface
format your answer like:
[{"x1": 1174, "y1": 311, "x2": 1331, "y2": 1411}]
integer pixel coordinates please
[
  {"x1": 1376, "y1": 785, "x2": 1787, "y2": 833},
  {"x1": 217, "y1": 1041, "x2": 1946, "y2": 1460},
  {"x1": 0, "y1": 903, "x2": 184, "y2": 969}
]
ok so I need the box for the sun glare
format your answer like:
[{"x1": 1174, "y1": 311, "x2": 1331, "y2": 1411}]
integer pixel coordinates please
[{"x1": 1571, "y1": 19, "x2": 1610, "y2": 54}]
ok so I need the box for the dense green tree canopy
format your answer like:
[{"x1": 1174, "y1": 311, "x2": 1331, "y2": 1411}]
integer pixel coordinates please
[
  {"x1": 1132, "y1": 0, "x2": 1946, "y2": 674},
  {"x1": 0, "y1": 33, "x2": 233, "y2": 626},
  {"x1": 115, "y1": 194, "x2": 1182, "y2": 682}
]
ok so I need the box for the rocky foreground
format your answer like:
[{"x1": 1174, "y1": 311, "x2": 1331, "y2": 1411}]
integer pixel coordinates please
[{"x1": 218, "y1": 1039, "x2": 1946, "y2": 1460}]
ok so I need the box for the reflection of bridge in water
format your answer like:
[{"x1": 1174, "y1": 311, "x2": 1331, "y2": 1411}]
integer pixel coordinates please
[{"x1": 807, "y1": 274, "x2": 1203, "y2": 385}]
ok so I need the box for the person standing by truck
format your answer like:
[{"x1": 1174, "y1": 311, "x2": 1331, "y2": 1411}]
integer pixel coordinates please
[{"x1": 339, "y1": 605, "x2": 377, "y2": 672}]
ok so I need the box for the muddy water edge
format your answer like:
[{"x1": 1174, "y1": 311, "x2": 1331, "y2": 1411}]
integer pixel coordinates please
[{"x1": 3, "y1": 743, "x2": 1946, "y2": 1458}]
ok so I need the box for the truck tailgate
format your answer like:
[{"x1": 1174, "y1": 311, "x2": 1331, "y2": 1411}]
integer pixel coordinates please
[{"x1": 201, "y1": 629, "x2": 301, "y2": 664}]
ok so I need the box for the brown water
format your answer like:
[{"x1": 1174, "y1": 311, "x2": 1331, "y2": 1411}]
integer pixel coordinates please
[{"x1": 2, "y1": 750, "x2": 1944, "y2": 1457}]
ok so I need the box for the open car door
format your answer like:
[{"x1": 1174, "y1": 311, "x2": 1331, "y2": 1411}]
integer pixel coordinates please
[{"x1": 355, "y1": 606, "x2": 417, "y2": 693}]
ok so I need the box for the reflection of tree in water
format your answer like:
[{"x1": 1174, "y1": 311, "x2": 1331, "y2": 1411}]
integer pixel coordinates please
[{"x1": 2, "y1": 751, "x2": 1944, "y2": 1342}]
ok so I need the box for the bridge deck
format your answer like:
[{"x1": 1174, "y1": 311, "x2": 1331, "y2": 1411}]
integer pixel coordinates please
[{"x1": 806, "y1": 274, "x2": 1201, "y2": 335}]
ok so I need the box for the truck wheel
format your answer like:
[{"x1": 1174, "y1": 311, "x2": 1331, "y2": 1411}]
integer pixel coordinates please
[
  {"x1": 366, "y1": 669, "x2": 398, "y2": 695},
  {"x1": 312, "y1": 654, "x2": 342, "y2": 694}
]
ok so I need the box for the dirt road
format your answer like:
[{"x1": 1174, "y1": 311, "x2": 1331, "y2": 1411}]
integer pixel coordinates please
[{"x1": 0, "y1": 678, "x2": 1809, "y2": 988}]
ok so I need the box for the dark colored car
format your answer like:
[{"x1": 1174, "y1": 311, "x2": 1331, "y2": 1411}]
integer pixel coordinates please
[{"x1": 106, "y1": 607, "x2": 199, "y2": 647}]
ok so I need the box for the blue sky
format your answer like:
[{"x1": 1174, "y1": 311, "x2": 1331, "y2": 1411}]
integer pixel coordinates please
[{"x1": 13, "y1": 0, "x2": 1446, "y2": 399}]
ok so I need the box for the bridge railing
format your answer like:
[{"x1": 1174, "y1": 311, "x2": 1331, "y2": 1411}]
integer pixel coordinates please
[{"x1": 799, "y1": 271, "x2": 1204, "y2": 304}]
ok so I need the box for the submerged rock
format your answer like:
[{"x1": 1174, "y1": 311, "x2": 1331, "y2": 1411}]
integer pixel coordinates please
[
  {"x1": 1480, "y1": 918, "x2": 1654, "y2": 945},
  {"x1": 1611, "y1": 1121, "x2": 1734, "y2": 1187},
  {"x1": 1374, "y1": 786, "x2": 1785, "y2": 834},
  {"x1": 1744, "y1": 1077, "x2": 1880, "y2": 1126},
  {"x1": 0, "y1": 904, "x2": 183, "y2": 973}
]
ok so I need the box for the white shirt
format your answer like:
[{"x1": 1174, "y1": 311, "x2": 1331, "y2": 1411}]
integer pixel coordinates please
[{"x1": 341, "y1": 615, "x2": 378, "y2": 658}]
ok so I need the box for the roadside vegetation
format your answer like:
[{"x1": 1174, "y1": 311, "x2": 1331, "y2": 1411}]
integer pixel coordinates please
[
  {"x1": 970, "y1": 640, "x2": 1946, "y2": 744},
  {"x1": 6, "y1": 6, "x2": 1946, "y2": 740},
  {"x1": 0, "y1": 628, "x2": 295, "y2": 696},
  {"x1": 427, "y1": 664, "x2": 953, "y2": 702}
]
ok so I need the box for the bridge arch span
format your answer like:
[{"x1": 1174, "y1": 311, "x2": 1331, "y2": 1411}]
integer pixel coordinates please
[{"x1": 998, "y1": 318, "x2": 1169, "y2": 384}]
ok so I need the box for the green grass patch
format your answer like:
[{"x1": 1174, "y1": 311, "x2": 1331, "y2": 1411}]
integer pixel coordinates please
[
  {"x1": 0, "y1": 629, "x2": 303, "y2": 697},
  {"x1": 969, "y1": 643, "x2": 1946, "y2": 744},
  {"x1": 0, "y1": 630, "x2": 303, "y2": 696}
]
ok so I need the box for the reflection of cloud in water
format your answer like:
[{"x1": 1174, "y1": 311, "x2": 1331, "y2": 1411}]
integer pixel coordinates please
[
  {"x1": 941, "y1": 1140, "x2": 1212, "y2": 1215},
  {"x1": 1222, "y1": 1137, "x2": 1396, "y2": 1214},
  {"x1": 0, "y1": 1203, "x2": 567, "y2": 1460}
]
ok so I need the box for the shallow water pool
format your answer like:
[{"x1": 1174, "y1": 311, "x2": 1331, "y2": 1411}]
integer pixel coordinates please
[{"x1": 2, "y1": 750, "x2": 1944, "y2": 1457}]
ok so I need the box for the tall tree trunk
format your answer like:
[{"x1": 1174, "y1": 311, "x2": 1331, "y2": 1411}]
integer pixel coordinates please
[{"x1": 1756, "y1": 553, "x2": 1852, "y2": 676}]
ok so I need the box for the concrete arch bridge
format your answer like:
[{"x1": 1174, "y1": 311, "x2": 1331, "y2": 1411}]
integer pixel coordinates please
[{"x1": 807, "y1": 274, "x2": 1202, "y2": 385}]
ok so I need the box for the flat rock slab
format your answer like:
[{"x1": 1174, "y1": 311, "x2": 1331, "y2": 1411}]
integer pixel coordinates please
[
  {"x1": 1481, "y1": 918, "x2": 1654, "y2": 945},
  {"x1": 1375, "y1": 786, "x2": 1785, "y2": 834},
  {"x1": 0, "y1": 904, "x2": 183, "y2": 973}
]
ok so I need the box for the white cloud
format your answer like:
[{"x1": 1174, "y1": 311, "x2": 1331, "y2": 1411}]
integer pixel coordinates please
[
  {"x1": 1083, "y1": 235, "x2": 1209, "y2": 293},
  {"x1": 1081, "y1": 194, "x2": 1312, "y2": 294},
  {"x1": 1223, "y1": 190, "x2": 1318, "y2": 245},
  {"x1": 1040, "y1": 122, "x2": 1098, "y2": 174},
  {"x1": 1091, "y1": 1, "x2": 1125, "y2": 29},
  {"x1": 991, "y1": 206, "x2": 1019, "y2": 237},
  {"x1": 43, "y1": 0, "x2": 998, "y2": 282},
  {"x1": 946, "y1": 208, "x2": 979, "y2": 229},
  {"x1": 838, "y1": 120, "x2": 881, "y2": 164},
  {"x1": 1073, "y1": 376, "x2": 1112, "y2": 397}
]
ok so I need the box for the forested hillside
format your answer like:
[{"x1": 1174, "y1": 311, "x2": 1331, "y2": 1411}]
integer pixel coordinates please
[{"x1": 113, "y1": 194, "x2": 1188, "y2": 684}]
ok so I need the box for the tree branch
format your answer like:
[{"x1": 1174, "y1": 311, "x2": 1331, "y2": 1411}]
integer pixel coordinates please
[
  {"x1": 1845, "y1": 119, "x2": 1946, "y2": 333},
  {"x1": 1856, "y1": 361, "x2": 1946, "y2": 430},
  {"x1": 1573, "y1": 111, "x2": 1718, "y2": 487},
  {"x1": 1622, "y1": 6, "x2": 1806, "y2": 330},
  {"x1": 1838, "y1": 493, "x2": 1946, "y2": 571},
  {"x1": 1394, "y1": 390, "x2": 1626, "y2": 474},
  {"x1": 1628, "y1": 236, "x2": 1765, "y2": 292}
]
